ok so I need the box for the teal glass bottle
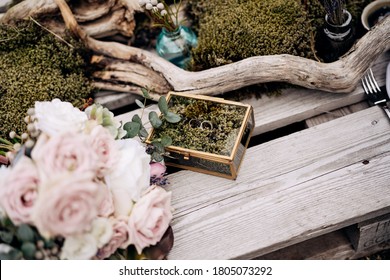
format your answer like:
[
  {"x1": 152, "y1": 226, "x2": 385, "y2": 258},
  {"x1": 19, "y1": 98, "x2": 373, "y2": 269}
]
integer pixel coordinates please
[{"x1": 156, "y1": 25, "x2": 198, "y2": 69}]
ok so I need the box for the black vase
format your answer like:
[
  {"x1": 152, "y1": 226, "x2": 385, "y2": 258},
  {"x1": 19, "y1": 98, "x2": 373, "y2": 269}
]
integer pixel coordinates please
[{"x1": 321, "y1": 9, "x2": 355, "y2": 62}]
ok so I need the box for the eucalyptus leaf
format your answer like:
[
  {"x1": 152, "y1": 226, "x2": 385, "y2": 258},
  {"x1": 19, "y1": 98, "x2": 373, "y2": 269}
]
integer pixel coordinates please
[
  {"x1": 139, "y1": 127, "x2": 149, "y2": 138},
  {"x1": 0, "y1": 230, "x2": 14, "y2": 244},
  {"x1": 149, "y1": 111, "x2": 162, "y2": 128},
  {"x1": 152, "y1": 142, "x2": 165, "y2": 154},
  {"x1": 135, "y1": 99, "x2": 145, "y2": 108},
  {"x1": 0, "y1": 244, "x2": 23, "y2": 260},
  {"x1": 158, "y1": 96, "x2": 169, "y2": 115},
  {"x1": 132, "y1": 114, "x2": 142, "y2": 125},
  {"x1": 152, "y1": 152, "x2": 164, "y2": 162},
  {"x1": 165, "y1": 111, "x2": 181, "y2": 123},
  {"x1": 141, "y1": 88, "x2": 152, "y2": 100},
  {"x1": 161, "y1": 135, "x2": 172, "y2": 147},
  {"x1": 16, "y1": 224, "x2": 35, "y2": 243},
  {"x1": 21, "y1": 242, "x2": 36, "y2": 260},
  {"x1": 123, "y1": 122, "x2": 141, "y2": 138}
]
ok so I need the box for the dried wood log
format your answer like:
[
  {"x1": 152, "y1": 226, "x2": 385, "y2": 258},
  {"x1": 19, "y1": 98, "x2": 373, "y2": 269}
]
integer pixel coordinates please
[
  {"x1": 0, "y1": 0, "x2": 138, "y2": 39},
  {"x1": 1, "y1": 0, "x2": 59, "y2": 23},
  {"x1": 91, "y1": 55, "x2": 171, "y2": 93},
  {"x1": 71, "y1": 0, "x2": 117, "y2": 22}
]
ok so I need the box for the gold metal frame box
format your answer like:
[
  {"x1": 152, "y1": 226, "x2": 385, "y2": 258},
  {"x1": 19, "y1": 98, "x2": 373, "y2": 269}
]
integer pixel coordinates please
[{"x1": 147, "y1": 92, "x2": 255, "y2": 180}]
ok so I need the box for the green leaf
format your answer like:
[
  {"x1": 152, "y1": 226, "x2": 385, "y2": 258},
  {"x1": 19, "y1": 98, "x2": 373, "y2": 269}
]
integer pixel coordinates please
[
  {"x1": 149, "y1": 111, "x2": 162, "y2": 128},
  {"x1": 132, "y1": 114, "x2": 142, "y2": 125},
  {"x1": 152, "y1": 141, "x2": 165, "y2": 154},
  {"x1": 158, "y1": 96, "x2": 169, "y2": 115},
  {"x1": 165, "y1": 111, "x2": 181, "y2": 123},
  {"x1": 152, "y1": 152, "x2": 164, "y2": 162},
  {"x1": 135, "y1": 99, "x2": 145, "y2": 108},
  {"x1": 139, "y1": 127, "x2": 149, "y2": 138},
  {"x1": 161, "y1": 135, "x2": 172, "y2": 147},
  {"x1": 0, "y1": 245, "x2": 23, "y2": 260},
  {"x1": 21, "y1": 242, "x2": 36, "y2": 260},
  {"x1": 123, "y1": 121, "x2": 141, "y2": 138},
  {"x1": 16, "y1": 224, "x2": 35, "y2": 243},
  {"x1": 141, "y1": 88, "x2": 152, "y2": 100},
  {"x1": 0, "y1": 230, "x2": 14, "y2": 244}
]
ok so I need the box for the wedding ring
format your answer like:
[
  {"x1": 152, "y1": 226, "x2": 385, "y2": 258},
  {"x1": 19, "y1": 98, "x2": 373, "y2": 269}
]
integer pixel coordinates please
[
  {"x1": 189, "y1": 119, "x2": 199, "y2": 128},
  {"x1": 200, "y1": 121, "x2": 213, "y2": 130}
]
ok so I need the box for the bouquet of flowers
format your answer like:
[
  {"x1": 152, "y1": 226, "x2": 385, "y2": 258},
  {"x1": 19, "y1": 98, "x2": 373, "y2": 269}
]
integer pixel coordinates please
[{"x1": 0, "y1": 99, "x2": 173, "y2": 260}]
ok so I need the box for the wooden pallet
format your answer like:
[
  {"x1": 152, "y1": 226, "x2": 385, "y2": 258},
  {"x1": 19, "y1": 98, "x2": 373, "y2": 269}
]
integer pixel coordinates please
[{"x1": 112, "y1": 52, "x2": 390, "y2": 259}]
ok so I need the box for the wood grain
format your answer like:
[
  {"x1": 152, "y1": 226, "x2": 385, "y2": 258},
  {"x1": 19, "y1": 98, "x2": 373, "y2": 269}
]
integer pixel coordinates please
[{"x1": 165, "y1": 106, "x2": 390, "y2": 259}]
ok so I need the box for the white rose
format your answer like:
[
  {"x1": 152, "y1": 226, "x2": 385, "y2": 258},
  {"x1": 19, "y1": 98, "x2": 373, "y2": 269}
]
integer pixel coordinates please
[
  {"x1": 34, "y1": 99, "x2": 88, "y2": 136},
  {"x1": 91, "y1": 217, "x2": 113, "y2": 248},
  {"x1": 105, "y1": 139, "x2": 151, "y2": 217},
  {"x1": 60, "y1": 234, "x2": 98, "y2": 260}
]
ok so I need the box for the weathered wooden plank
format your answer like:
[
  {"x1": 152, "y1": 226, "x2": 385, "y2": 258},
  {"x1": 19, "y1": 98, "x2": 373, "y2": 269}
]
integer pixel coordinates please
[
  {"x1": 166, "y1": 106, "x2": 390, "y2": 259},
  {"x1": 255, "y1": 230, "x2": 355, "y2": 260},
  {"x1": 305, "y1": 101, "x2": 369, "y2": 127},
  {"x1": 94, "y1": 90, "x2": 138, "y2": 111},
  {"x1": 345, "y1": 213, "x2": 390, "y2": 257}
]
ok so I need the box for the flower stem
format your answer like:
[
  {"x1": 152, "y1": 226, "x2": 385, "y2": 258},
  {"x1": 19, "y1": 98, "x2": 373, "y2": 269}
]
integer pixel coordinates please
[{"x1": 0, "y1": 138, "x2": 13, "y2": 145}]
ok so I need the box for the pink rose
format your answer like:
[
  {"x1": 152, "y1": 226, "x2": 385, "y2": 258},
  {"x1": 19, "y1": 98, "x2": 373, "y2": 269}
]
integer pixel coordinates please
[
  {"x1": 96, "y1": 217, "x2": 130, "y2": 259},
  {"x1": 31, "y1": 132, "x2": 99, "y2": 182},
  {"x1": 98, "y1": 183, "x2": 114, "y2": 218},
  {"x1": 128, "y1": 187, "x2": 172, "y2": 254},
  {"x1": 89, "y1": 125, "x2": 119, "y2": 177},
  {"x1": 150, "y1": 162, "x2": 166, "y2": 179},
  {"x1": 0, "y1": 156, "x2": 39, "y2": 225},
  {"x1": 32, "y1": 173, "x2": 104, "y2": 237}
]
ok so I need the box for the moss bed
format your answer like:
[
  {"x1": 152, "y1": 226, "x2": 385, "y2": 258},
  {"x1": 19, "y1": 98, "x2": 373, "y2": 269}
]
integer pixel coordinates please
[
  {"x1": 186, "y1": 0, "x2": 372, "y2": 70},
  {"x1": 0, "y1": 20, "x2": 94, "y2": 139}
]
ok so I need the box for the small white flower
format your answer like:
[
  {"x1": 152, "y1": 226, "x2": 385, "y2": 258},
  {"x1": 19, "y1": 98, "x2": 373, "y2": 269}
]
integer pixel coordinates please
[
  {"x1": 161, "y1": 9, "x2": 168, "y2": 16},
  {"x1": 25, "y1": 139, "x2": 35, "y2": 148},
  {"x1": 9, "y1": 131, "x2": 16, "y2": 139},
  {"x1": 145, "y1": 3, "x2": 153, "y2": 10},
  {"x1": 157, "y1": 3, "x2": 164, "y2": 10},
  {"x1": 151, "y1": 0, "x2": 158, "y2": 5}
]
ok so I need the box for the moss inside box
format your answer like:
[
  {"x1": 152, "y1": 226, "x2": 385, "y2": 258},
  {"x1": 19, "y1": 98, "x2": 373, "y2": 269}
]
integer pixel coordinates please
[
  {"x1": 151, "y1": 95, "x2": 247, "y2": 156},
  {"x1": 0, "y1": 20, "x2": 94, "y2": 139}
]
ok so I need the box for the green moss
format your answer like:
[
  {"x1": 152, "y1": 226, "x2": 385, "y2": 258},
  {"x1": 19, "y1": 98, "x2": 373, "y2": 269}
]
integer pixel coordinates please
[
  {"x1": 187, "y1": 0, "x2": 316, "y2": 70},
  {"x1": 152, "y1": 95, "x2": 247, "y2": 156},
  {"x1": 0, "y1": 20, "x2": 94, "y2": 139}
]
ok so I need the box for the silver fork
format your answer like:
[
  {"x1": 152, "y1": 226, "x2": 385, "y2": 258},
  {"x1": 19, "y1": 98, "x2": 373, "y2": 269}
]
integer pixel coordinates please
[{"x1": 361, "y1": 68, "x2": 390, "y2": 120}]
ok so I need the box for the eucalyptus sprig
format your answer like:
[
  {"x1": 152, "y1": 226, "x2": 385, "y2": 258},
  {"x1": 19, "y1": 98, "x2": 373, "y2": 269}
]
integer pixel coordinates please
[{"x1": 122, "y1": 88, "x2": 181, "y2": 162}]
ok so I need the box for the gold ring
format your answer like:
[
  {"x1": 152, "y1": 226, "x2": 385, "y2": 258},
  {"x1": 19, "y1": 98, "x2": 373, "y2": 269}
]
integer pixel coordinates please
[{"x1": 200, "y1": 121, "x2": 213, "y2": 130}]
